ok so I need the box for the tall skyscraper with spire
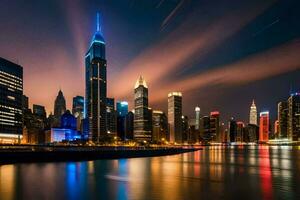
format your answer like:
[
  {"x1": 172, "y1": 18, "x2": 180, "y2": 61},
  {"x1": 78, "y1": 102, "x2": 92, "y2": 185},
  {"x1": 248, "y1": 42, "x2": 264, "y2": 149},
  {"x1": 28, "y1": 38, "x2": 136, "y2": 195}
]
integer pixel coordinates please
[
  {"x1": 134, "y1": 76, "x2": 152, "y2": 141},
  {"x1": 54, "y1": 90, "x2": 66, "y2": 118},
  {"x1": 249, "y1": 100, "x2": 257, "y2": 125},
  {"x1": 85, "y1": 13, "x2": 107, "y2": 142},
  {"x1": 195, "y1": 106, "x2": 200, "y2": 130}
]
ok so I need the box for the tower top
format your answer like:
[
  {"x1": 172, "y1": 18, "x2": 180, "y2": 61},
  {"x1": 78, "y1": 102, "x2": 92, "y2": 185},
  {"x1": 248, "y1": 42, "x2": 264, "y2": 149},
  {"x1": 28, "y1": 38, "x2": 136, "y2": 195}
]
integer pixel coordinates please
[
  {"x1": 135, "y1": 75, "x2": 148, "y2": 89},
  {"x1": 97, "y1": 12, "x2": 101, "y2": 32}
]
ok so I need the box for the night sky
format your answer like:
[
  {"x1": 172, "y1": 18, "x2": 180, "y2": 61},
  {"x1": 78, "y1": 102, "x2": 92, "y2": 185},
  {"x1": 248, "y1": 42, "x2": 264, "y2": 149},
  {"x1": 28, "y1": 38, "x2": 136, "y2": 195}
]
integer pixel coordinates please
[{"x1": 1, "y1": 0, "x2": 300, "y2": 123}]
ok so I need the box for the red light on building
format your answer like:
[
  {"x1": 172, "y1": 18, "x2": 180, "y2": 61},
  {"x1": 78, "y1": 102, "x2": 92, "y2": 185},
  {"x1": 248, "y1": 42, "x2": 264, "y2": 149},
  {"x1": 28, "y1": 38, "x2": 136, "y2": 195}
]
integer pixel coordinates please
[
  {"x1": 259, "y1": 111, "x2": 269, "y2": 142},
  {"x1": 210, "y1": 111, "x2": 220, "y2": 116}
]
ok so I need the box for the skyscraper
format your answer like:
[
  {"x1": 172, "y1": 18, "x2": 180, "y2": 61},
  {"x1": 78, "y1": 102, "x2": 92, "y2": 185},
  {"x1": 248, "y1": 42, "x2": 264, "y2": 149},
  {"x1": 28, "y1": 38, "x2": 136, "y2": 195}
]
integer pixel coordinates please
[
  {"x1": 259, "y1": 111, "x2": 270, "y2": 142},
  {"x1": 72, "y1": 96, "x2": 84, "y2": 118},
  {"x1": 85, "y1": 13, "x2": 107, "y2": 142},
  {"x1": 195, "y1": 106, "x2": 200, "y2": 130},
  {"x1": 287, "y1": 93, "x2": 300, "y2": 141},
  {"x1": 210, "y1": 111, "x2": 220, "y2": 142},
  {"x1": 116, "y1": 101, "x2": 128, "y2": 140},
  {"x1": 229, "y1": 118, "x2": 237, "y2": 142},
  {"x1": 182, "y1": 115, "x2": 189, "y2": 142},
  {"x1": 33, "y1": 104, "x2": 46, "y2": 119},
  {"x1": 72, "y1": 96, "x2": 84, "y2": 131},
  {"x1": 249, "y1": 100, "x2": 257, "y2": 125},
  {"x1": 236, "y1": 121, "x2": 244, "y2": 143},
  {"x1": 168, "y1": 92, "x2": 182, "y2": 144},
  {"x1": 134, "y1": 76, "x2": 151, "y2": 141},
  {"x1": 106, "y1": 98, "x2": 117, "y2": 136},
  {"x1": 152, "y1": 110, "x2": 168, "y2": 142},
  {"x1": 54, "y1": 90, "x2": 66, "y2": 119},
  {"x1": 0, "y1": 57, "x2": 23, "y2": 143},
  {"x1": 116, "y1": 101, "x2": 128, "y2": 117},
  {"x1": 278, "y1": 101, "x2": 288, "y2": 138}
]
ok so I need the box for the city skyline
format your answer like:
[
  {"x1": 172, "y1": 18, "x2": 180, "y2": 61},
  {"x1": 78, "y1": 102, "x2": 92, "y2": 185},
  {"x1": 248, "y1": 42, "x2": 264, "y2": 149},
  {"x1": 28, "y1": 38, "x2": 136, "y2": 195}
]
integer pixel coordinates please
[{"x1": 0, "y1": 0, "x2": 300, "y2": 122}]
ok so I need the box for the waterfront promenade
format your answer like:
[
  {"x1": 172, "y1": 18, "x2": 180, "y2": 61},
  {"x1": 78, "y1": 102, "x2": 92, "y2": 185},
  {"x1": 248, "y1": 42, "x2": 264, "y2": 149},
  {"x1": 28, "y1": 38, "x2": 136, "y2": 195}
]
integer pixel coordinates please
[{"x1": 0, "y1": 145, "x2": 199, "y2": 164}]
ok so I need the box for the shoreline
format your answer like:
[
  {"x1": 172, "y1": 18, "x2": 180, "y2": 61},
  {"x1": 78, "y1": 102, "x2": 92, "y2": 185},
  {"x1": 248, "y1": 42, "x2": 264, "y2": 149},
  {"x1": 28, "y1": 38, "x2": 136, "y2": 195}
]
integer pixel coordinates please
[{"x1": 0, "y1": 145, "x2": 200, "y2": 164}]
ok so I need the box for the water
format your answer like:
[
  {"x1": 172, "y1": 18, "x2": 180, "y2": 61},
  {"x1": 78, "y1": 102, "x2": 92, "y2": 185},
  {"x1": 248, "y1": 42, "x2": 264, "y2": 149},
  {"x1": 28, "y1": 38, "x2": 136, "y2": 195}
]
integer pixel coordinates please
[{"x1": 0, "y1": 146, "x2": 300, "y2": 200}]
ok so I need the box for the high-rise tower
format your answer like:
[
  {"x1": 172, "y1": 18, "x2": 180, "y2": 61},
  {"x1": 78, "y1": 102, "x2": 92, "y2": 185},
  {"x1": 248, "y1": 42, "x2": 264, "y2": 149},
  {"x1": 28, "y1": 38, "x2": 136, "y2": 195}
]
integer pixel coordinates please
[
  {"x1": 85, "y1": 13, "x2": 107, "y2": 142},
  {"x1": 54, "y1": 90, "x2": 66, "y2": 118},
  {"x1": 195, "y1": 106, "x2": 200, "y2": 130},
  {"x1": 249, "y1": 100, "x2": 257, "y2": 125},
  {"x1": 259, "y1": 111, "x2": 270, "y2": 142},
  {"x1": 168, "y1": 92, "x2": 182, "y2": 144},
  {"x1": 134, "y1": 76, "x2": 152, "y2": 141},
  {"x1": 287, "y1": 93, "x2": 300, "y2": 141}
]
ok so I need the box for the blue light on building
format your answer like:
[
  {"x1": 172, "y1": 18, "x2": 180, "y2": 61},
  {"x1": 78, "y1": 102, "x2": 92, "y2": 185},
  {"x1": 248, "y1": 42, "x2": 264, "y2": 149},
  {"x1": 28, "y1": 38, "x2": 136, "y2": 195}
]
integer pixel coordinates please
[{"x1": 116, "y1": 101, "x2": 128, "y2": 117}]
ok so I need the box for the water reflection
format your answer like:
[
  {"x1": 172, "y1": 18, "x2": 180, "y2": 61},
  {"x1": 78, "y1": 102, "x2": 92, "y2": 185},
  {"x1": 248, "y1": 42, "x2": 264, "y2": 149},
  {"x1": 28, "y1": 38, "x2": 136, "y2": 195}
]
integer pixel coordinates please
[{"x1": 0, "y1": 146, "x2": 300, "y2": 199}]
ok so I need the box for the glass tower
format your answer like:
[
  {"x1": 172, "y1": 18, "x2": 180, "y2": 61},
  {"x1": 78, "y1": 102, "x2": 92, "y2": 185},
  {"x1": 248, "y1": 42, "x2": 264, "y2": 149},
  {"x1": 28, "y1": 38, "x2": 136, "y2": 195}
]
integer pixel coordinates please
[
  {"x1": 85, "y1": 13, "x2": 107, "y2": 142},
  {"x1": 0, "y1": 57, "x2": 23, "y2": 143},
  {"x1": 249, "y1": 100, "x2": 257, "y2": 125},
  {"x1": 168, "y1": 92, "x2": 182, "y2": 144}
]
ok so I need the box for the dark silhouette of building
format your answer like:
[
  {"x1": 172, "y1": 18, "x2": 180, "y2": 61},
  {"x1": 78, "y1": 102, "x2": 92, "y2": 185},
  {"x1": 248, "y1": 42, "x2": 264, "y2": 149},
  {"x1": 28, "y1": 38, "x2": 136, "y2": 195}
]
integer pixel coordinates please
[
  {"x1": 106, "y1": 97, "x2": 117, "y2": 136},
  {"x1": 53, "y1": 89, "x2": 66, "y2": 127},
  {"x1": 85, "y1": 13, "x2": 107, "y2": 142},
  {"x1": 201, "y1": 116, "x2": 210, "y2": 142},
  {"x1": 0, "y1": 57, "x2": 23, "y2": 143},
  {"x1": 125, "y1": 111, "x2": 134, "y2": 140},
  {"x1": 33, "y1": 104, "x2": 46, "y2": 119},
  {"x1": 116, "y1": 101, "x2": 128, "y2": 140},
  {"x1": 182, "y1": 115, "x2": 189, "y2": 143},
  {"x1": 229, "y1": 118, "x2": 237, "y2": 142},
  {"x1": 134, "y1": 76, "x2": 151, "y2": 141}
]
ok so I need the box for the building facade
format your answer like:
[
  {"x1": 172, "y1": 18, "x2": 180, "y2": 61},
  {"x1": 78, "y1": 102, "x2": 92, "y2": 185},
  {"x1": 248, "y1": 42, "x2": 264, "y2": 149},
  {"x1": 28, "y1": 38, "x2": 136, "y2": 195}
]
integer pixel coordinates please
[
  {"x1": 287, "y1": 93, "x2": 300, "y2": 141},
  {"x1": 85, "y1": 13, "x2": 107, "y2": 142},
  {"x1": 210, "y1": 111, "x2": 220, "y2": 142},
  {"x1": 134, "y1": 76, "x2": 151, "y2": 141},
  {"x1": 249, "y1": 100, "x2": 257, "y2": 125},
  {"x1": 278, "y1": 101, "x2": 288, "y2": 139},
  {"x1": 0, "y1": 57, "x2": 23, "y2": 143},
  {"x1": 168, "y1": 92, "x2": 182, "y2": 144},
  {"x1": 195, "y1": 107, "x2": 200, "y2": 130},
  {"x1": 106, "y1": 97, "x2": 117, "y2": 136},
  {"x1": 259, "y1": 111, "x2": 270, "y2": 142},
  {"x1": 152, "y1": 110, "x2": 168, "y2": 142}
]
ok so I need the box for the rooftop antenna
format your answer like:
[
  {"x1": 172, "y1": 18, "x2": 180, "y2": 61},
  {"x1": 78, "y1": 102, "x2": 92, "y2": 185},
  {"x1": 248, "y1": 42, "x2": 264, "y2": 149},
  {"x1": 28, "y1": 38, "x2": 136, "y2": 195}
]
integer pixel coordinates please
[{"x1": 97, "y1": 12, "x2": 100, "y2": 32}]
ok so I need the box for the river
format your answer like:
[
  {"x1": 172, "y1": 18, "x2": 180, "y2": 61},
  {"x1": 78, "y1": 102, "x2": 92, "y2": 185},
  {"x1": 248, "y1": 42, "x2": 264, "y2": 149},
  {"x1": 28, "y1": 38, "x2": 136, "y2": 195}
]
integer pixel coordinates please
[{"x1": 0, "y1": 146, "x2": 300, "y2": 199}]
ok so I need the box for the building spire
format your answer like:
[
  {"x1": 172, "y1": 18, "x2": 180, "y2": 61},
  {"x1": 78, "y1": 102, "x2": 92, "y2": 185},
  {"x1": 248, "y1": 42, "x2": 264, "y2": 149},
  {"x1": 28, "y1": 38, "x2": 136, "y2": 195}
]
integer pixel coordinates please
[{"x1": 97, "y1": 12, "x2": 101, "y2": 32}]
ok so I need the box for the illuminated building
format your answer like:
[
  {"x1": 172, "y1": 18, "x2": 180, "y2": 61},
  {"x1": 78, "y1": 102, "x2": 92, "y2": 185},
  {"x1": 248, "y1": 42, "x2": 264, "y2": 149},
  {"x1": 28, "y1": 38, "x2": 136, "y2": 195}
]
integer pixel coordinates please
[
  {"x1": 274, "y1": 120, "x2": 279, "y2": 138},
  {"x1": 259, "y1": 111, "x2": 270, "y2": 142},
  {"x1": 0, "y1": 57, "x2": 23, "y2": 143},
  {"x1": 116, "y1": 101, "x2": 128, "y2": 117},
  {"x1": 168, "y1": 92, "x2": 182, "y2": 143},
  {"x1": 106, "y1": 98, "x2": 117, "y2": 136},
  {"x1": 182, "y1": 115, "x2": 189, "y2": 142},
  {"x1": 53, "y1": 89, "x2": 66, "y2": 127},
  {"x1": 278, "y1": 101, "x2": 288, "y2": 138},
  {"x1": 33, "y1": 104, "x2": 46, "y2": 119},
  {"x1": 85, "y1": 13, "x2": 107, "y2": 142},
  {"x1": 210, "y1": 111, "x2": 220, "y2": 142},
  {"x1": 152, "y1": 110, "x2": 168, "y2": 142},
  {"x1": 287, "y1": 93, "x2": 300, "y2": 141},
  {"x1": 229, "y1": 118, "x2": 237, "y2": 142},
  {"x1": 134, "y1": 76, "x2": 151, "y2": 141},
  {"x1": 236, "y1": 121, "x2": 244, "y2": 143},
  {"x1": 72, "y1": 96, "x2": 84, "y2": 118},
  {"x1": 195, "y1": 106, "x2": 200, "y2": 130},
  {"x1": 72, "y1": 96, "x2": 84, "y2": 131},
  {"x1": 49, "y1": 110, "x2": 80, "y2": 142},
  {"x1": 116, "y1": 101, "x2": 128, "y2": 140},
  {"x1": 249, "y1": 100, "x2": 257, "y2": 125}
]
